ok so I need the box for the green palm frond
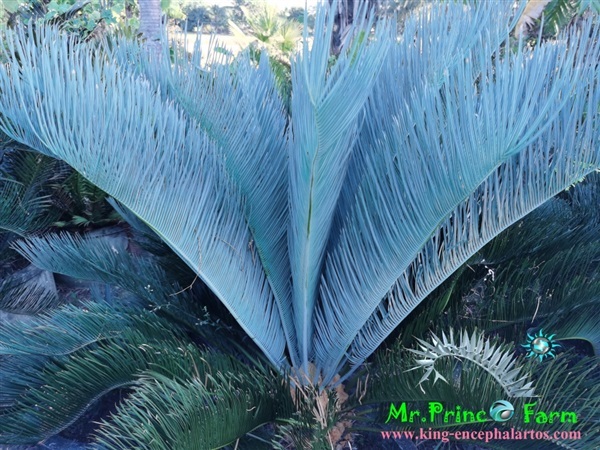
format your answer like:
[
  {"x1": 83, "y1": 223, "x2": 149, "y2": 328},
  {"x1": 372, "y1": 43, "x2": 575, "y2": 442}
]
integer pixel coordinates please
[
  {"x1": 543, "y1": 0, "x2": 580, "y2": 35},
  {"x1": 0, "y1": 266, "x2": 59, "y2": 314},
  {"x1": 0, "y1": 182, "x2": 53, "y2": 236},
  {"x1": 0, "y1": 354, "x2": 47, "y2": 409},
  {"x1": 501, "y1": 355, "x2": 600, "y2": 450},
  {"x1": 548, "y1": 300, "x2": 600, "y2": 355},
  {"x1": 12, "y1": 232, "x2": 196, "y2": 310},
  {"x1": 10, "y1": 231, "x2": 251, "y2": 350},
  {"x1": 95, "y1": 370, "x2": 293, "y2": 450},
  {"x1": 0, "y1": 303, "x2": 262, "y2": 445},
  {"x1": 52, "y1": 170, "x2": 121, "y2": 228},
  {"x1": 515, "y1": 0, "x2": 600, "y2": 40},
  {"x1": 436, "y1": 189, "x2": 600, "y2": 354},
  {"x1": 0, "y1": 336, "x2": 194, "y2": 444},
  {"x1": 0, "y1": 300, "x2": 182, "y2": 356},
  {"x1": 475, "y1": 171, "x2": 600, "y2": 266},
  {"x1": 0, "y1": 149, "x2": 66, "y2": 237},
  {"x1": 491, "y1": 266, "x2": 600, "y2": 355}
]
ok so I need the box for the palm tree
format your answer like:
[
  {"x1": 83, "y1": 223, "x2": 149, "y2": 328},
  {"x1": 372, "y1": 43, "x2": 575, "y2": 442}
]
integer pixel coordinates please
[
  {"x1": 515, "y1": 0, "x2": 600, "y2": 38},
  {"x1": 0, "y1": 0, "x2": 599, "y2": 447},
  {"x1": 138, "y1": 0, "x2": 163, "y2": 54}
]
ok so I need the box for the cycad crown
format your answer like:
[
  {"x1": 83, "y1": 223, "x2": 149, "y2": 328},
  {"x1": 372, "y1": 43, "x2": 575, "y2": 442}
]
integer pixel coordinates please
[{"x1": 0, "y1": 0, "x2": 598, "y2": 385}]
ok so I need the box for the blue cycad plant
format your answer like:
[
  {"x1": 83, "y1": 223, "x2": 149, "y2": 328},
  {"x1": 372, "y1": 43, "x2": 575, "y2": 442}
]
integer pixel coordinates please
[{"x1": 0, "y1": 0, "x2": 599, "y2": 389}]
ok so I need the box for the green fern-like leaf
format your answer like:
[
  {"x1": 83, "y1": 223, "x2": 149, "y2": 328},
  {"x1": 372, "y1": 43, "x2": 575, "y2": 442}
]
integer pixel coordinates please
[
  {"x1": 0, "y1": 316, "x2": 257, "y2": 444},
  {"x1": 0, "y1": 149, "x2": 65, "y2": 237},
  {"x1": 94, "y1": 370, "x2": 293, "y2": 450}
]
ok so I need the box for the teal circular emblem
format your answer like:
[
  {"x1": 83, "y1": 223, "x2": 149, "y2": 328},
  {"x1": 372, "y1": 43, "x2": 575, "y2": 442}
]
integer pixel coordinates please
[
  {"x1": 489, "y1": 400, "x2": 514, "y2": 422},
  {"x1": 531, "y1": 337, "x2": 551, "y2": 355}
]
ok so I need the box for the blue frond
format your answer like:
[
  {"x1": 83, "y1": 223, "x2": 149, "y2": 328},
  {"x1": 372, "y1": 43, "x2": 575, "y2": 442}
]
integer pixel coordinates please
[
  {"x1": 0, "y1": 0, "x2": 598, "y2": 385},
  {"x1": 106, "y1": 39, "x2": 299, "y2": 364},
  {"x1": 0, "y1": 27, "x2": 287, "y2": 369},
  {"x1": 288, "y1": 2, "x2": 391, "y2": 367},
  {"x1": 314, "y1": 8, "x2": 600, "y2": 380}
]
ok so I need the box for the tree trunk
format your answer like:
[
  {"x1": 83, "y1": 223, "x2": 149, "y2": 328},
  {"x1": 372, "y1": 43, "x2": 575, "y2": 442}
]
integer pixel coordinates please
[
  {"x1": 328, "y1": 0, "x2": 381, "y2": 56},
  {"x1": 329, "y1": 0, "x2": 356, "y2": 56},
  {"x1": 138, "y1": 0, "x2": 163, "y2": 57}
]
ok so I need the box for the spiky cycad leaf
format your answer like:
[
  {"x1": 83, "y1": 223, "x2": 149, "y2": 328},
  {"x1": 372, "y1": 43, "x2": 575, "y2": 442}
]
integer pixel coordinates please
[
  {"x1": 501, "y1": 355, "x2": 600, "y2": 450},
  {"x1": 0, "y1": 271, "x2": 284, "y2": 445},
  {"x1": 0, "y1": 334, "x2": 213, "y2": 444},
  {"x1": 317, "y1": 8, "x2": 600, "y2": 381},
  {"x1": 0, "y1": 26, "x2": 287, "y2": 369},
  {"x1": 0, "y1": 259, "x2": 59, "y2": 314},
  {"x1": 548, "y1": 300, "x2": 600, "y2": 355},
  {"x1": 408, "y1": 329, "x2": 535, "y2": 397},
  {"x1": 455, "y1": 243, "x2": 600, "y2": 355},
  {"x1": 316, "y1": 0, "x2": 511, "y2": 368},
  {"x1": 435, "y1": 176, "x2": 600, "y2": 353},
  {"x1": 477, "y1": 173, "x2": 600, "y2": 264},
  {"x1": 12, "y1": 232, "x2": 195, "y2": 308},
  {"x1": 107, "y1": 197, "x2": 173, "y2": 255},
  {"x1": 287, "y1": 2, "x2": 391, "y2": 368},
  {"x1": 11, "y1": 231, "x2": 263, "y2": 361},
  {"x1": 0, "y1": 355, "x2": 47, "y2": 410},
  {"x1": 1, "y1": 1, "x2": 599, "y2": 383},
  {"x1": 0, "y1": 300, "x2": 184, "y2": 356},
  {"x1": 0, "y1": 149, "x2": 65, "y2": 237},
  {"x1": 106, "y1": 28, "x2": 298, "y2": 365},
  {"x1": 52, "y1": 170, "x2": 121, "y2": 228},
  {"x1": 94, "y1": 371, "x2": 293, "y2": 450},
  {"x1": 0, "y1": 276, "x2": 59, "y2": 314}
]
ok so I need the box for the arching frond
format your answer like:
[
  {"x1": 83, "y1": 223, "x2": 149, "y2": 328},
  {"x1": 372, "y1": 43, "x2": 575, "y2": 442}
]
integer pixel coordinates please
[
  {"x1": 317, "y1": 14, "x2": 600, "y2": 380},
  {"x1": 106, "y1": 35, "x2": 298, "y2": 366},
  {"x1": 0, "y1": 316, "x2": 251, "y2": 445},
  {"x1": 12, "y1": 232, "x2": 195, "y2": 309},
  {"x1": 504, "y1": 355, "x2": 600, "y2": 450},
  {"x1": 0, "y1": 355, "x2": 47, "y2": 410},
  {"x1": 0, "y1": 300, "x2": 181, "y2": 356},
  {"x1": 0, "y1": 25, "x2": 287, "y2": 368},
  {"x1": 0, "y1": 1, "x2": 598, "y2": 388},
  {"x1": 0, "y1": 265, "x2": 59, "y2": 314},
  {"x1": 0, "y1": 149, "x2": 65, "y2": 237},
  {"x1": 94, "y1": 370, "x2": 293, "y2": 450},
  {"x1": 408, "y1": 329, "x2": 535, "y2": 397}
]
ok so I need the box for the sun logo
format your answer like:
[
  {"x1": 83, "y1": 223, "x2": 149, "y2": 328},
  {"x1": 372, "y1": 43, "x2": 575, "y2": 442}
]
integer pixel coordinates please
[{"x1": 522, "y1": 329, "x2": 560, "y2": 361}]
